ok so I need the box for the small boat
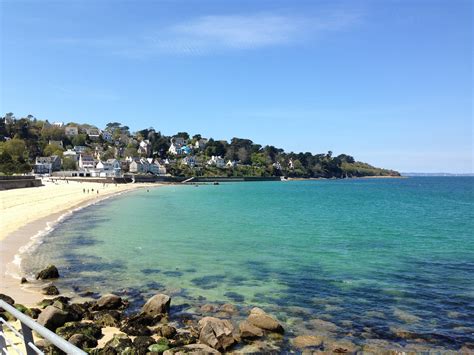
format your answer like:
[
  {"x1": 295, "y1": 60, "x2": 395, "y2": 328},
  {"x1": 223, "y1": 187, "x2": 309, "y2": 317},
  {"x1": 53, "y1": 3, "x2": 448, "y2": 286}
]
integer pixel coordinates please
[{"x1": 213, "y1": 181, "x2": 219, "y2": 185}]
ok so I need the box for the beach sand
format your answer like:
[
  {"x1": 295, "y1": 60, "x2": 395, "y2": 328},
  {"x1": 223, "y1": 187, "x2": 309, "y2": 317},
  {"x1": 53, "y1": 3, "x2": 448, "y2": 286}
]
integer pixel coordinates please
[{"x1": 0, "y1": 179, "x2": 160, "y2": 305}]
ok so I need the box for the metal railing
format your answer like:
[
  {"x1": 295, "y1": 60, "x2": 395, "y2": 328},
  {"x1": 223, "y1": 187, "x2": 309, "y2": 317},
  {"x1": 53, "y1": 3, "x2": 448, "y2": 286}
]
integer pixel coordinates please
[{"x1": 0, "y1": 300, "x2": 86, "y2": 355}]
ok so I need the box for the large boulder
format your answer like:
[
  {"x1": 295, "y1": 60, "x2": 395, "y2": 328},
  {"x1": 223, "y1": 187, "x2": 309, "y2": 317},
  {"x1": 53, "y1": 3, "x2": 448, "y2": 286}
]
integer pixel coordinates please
[
  {"x1": 36, "y1": 265, "x2": 60, "y2": 280},
  {"x1": 56, "y1": 321, "x2": 102, "y2": 340},
  {"x1": 120, "y1": 313, "x2": 159, "y2": 336},
  {"x1": 239, "y1": 320, "x2": 263, "y2": 339},
  {"x1": 42, "y1": 285, "x2": 60, "y2": 295},
  {"x1": 37, "y1": 306, "x2": 68, "y2": 331},
  {"x1": 292, "y1": 335, "x2": 324, "y2": 349},
  {"x1": 102, "y1": 334, "x2": 133, "y2": 354},
  {"x1": 198, "y1": 317, "x2": 235, "y2": 351},
  {"x1": 133, "y1": 336, "x2": 156, "y2": 353},
  {"x1": 163, "y1": 343, "x2": 221, "y2": 355},
  {"x1": 95, "y1": 294, "x2": 123, "y2": 310},
  {"x1": 142, "y1": 293, "x2": 171, "y2": 316},
  {"x1": 68, "y1": 333, "x2": 98, "y2": 349},
  {"x1": 247, "y1": 307, "x2": 284, "y2": 334}
]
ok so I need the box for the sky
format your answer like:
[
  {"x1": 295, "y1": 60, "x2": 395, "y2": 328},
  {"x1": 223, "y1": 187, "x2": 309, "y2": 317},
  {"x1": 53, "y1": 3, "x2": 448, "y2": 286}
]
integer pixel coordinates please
[{"x1": 0, "y1": 0, "x2": 472, "y2": 173}]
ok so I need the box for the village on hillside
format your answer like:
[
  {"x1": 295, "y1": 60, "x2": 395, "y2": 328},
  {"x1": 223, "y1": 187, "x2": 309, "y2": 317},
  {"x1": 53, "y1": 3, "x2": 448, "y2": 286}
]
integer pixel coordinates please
[{"x1": 0, "y1": 114, "x2": 400, "y2": 179}]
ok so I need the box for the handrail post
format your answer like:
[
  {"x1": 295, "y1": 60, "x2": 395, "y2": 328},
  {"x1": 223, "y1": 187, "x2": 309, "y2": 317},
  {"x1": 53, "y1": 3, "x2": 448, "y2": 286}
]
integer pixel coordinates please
[
  {"x1": 20, "y1": 320, "x2": 36, "y2": 355},
  {"x1": 0, "y1": 321, "x2": 7, "y2": 350}
]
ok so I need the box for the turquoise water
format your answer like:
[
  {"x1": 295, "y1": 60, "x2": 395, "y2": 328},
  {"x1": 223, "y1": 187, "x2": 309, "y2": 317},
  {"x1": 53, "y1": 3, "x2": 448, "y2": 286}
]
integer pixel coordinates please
[{"x1": 24, "y1": 178, "x2": 474, "y2": 349}]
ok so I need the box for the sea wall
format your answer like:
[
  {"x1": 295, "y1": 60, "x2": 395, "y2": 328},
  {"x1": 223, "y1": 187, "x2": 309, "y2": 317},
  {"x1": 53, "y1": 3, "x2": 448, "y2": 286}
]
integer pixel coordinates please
[{"x1": 0, "y1": 176, "x2": 42, "y2": 190}]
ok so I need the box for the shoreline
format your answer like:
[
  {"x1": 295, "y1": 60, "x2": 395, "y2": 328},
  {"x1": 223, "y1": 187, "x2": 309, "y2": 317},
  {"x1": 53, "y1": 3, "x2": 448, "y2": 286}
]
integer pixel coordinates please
[{"x1": 0, "y1": 180, "x2": 161, "y2": 306}]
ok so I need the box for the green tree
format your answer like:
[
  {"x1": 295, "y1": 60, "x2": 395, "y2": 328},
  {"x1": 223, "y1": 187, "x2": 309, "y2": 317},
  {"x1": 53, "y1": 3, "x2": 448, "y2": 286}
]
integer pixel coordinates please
[{"x1": 62, "y1": 157, "x2": 77, "y2": 170}]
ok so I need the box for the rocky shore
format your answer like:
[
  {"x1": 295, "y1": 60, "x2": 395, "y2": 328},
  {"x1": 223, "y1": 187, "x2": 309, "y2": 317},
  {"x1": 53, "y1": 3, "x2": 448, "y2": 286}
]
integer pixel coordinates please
[{"x1": 1, "y1": 265, "x2": 472, "y2": 354}]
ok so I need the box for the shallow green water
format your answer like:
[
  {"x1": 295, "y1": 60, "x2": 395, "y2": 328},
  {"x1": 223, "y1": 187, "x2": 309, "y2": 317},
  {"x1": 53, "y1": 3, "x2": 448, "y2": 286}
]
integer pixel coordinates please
[{"x1": 23, "y1": 177, "x2": 474, "y2": 349}]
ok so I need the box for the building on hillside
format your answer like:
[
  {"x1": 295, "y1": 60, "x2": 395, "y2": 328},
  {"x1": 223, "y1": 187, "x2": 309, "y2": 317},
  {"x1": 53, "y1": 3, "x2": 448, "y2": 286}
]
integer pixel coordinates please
[
  {"x1": 86, "y1": 128, "x2": 100, "y2": 140},
  {"x1": 48, "y1": 140, "x2": 64, "y2": 148},
  {"x1": 226, "y1": 160, "x2": 237, "y2": 168},
  {"x1": 194, "y1": 138, "x2": 208, "y2": 150},
  {"x1": 129, "y1": 160, "x2": 146, "y2": 173},
  {"x1": 79, "y1": 154, "x2": 95, "y2": 169},
  {"x1": 63, "y1": 149, "x2": 78, "y2": 161},
  {"x1": 34, "y1": 156, "x2": 61, "y2": 174},
  {"x1": 101, "y1": 130, "x2": 113, "y2": 143},
  {"x1": 73, "y1": 145, "x2": 87, "y2": 153},
  {"x1": 171, "y1": 137, "x2": 186, "y2": 146},
  {"x1": 273, "y1": 162, "x2": 282, "y2": 170},
  {"x1": 64, "y1": 126, "x2": 79, "y2": 136},
  {"x1": 182, "y1": 156, "x2": 197, "y2": 167},
  {"x1": 96, "y1": 159, "x2": 122, "y2": 177},
  {"x1": 52, "y1": 122, "x2": 64, "y2": 128},
  {"x1": 207, "y1": 155, "x2": 225, "y2": 168},
  {"x1": 138, "y1": 140, "x2": 151, "y2": 156},
  {"x1": 288, "y1": 159, "x2": 294, "y2": 170},
  {"x1": 148, "y1": 160, "x2": 167, "y2": 175}
]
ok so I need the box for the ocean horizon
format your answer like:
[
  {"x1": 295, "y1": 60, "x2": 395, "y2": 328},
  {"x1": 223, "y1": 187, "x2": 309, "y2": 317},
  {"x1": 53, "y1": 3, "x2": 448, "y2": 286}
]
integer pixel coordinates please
[{"x1": 20, "y1": 177, "x2": 474, "y2": 350}]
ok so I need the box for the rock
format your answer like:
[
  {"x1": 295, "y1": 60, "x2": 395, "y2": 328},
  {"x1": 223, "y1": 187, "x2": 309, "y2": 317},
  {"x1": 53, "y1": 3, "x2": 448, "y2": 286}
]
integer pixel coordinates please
[
  {"x1": 21, "y1": 277, "x2": 28, "y2": 284},
  {"x1": 37, "y1": 306, "x2": 68, "y2": 331},
  {"x1": 200, "y1": 304, "x2": 216, "y2": 313},
  {"x1": 247, "y1": 307, "x2": 284, "y2": 334},
  {"x1": 68, "y1": 333, "x2": 98, "y2": 349},
  {"x1": 120, "y1": 313, "x2": 158, "y2": 336},
  {"x1": 239, "y1": 320, "x2": 264, "y2": 339},
  {"x1": 36, "y1": 264, "x2": 60, "y2": 280},
  {"x1": 42, "y1": 285, "x2": 60, "y2": 295},
  {"x1": 142, "y1": 293, "x2": 171, "y2": 316},
  {"x1": 198, "y1": 317, "x2": 235, "y2": 351},
  {"x1": 96, "y1": 294, "x2": 123, "y2": 310},
  {"x1": 323, "y1": 339, "x2": 359, "y2": 353},
  {"x1": 93, "y1": 311, "x2": 120, "y2": 327},
  {"x1": 102, "y1": 333, "x2": 133, "y2": 354},
  {"x1": 292, "y1": 335, "x2": 324, "y2": 349},
  {"x1": 26, "y1": 307, "x2": 41, "y2": 319},
  {"x1": 0, "y1": 294, "x2": 14, "y2": 312},
  {"x1": 309, "y1": 319, "x2": 339, "y2": 333},
  {"x1": 149, "y1": 338, "x2": 170, "y2": 353},
  {"x1": 133, "y1": 335, "x2": 156, "y2": 353},
  {"x1": 219, "y1": 304, "x2": 237, "y2": 314},
  {"x1": 56, "y1": 321, "x2": 102, "y2": 340},
  {"x1": 163, "y1": 343, "x2": 220, "y2": 355},
  {"x1": 157, "y1": 324, "x2": 177, "y2": 338},
  {"x1": 171, "y1": 332, "x2": 198, "y2": 347}
]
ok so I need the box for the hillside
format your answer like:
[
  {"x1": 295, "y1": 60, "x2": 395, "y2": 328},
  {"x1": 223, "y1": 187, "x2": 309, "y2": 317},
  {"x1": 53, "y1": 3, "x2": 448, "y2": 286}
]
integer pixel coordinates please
[{"x1": 0, "y1": 114, "x2": 400, "y2": 178}]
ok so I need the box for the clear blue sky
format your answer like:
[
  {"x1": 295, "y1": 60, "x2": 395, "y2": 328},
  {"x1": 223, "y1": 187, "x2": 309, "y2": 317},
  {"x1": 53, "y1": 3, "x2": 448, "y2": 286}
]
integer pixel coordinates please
[{"x1": 1, "y1": 0, "x2": 472, "y2": 173}]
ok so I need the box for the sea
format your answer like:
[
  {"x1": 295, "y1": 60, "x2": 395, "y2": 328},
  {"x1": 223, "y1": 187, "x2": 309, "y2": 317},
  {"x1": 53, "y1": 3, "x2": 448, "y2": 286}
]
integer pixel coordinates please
[{"x1": 21, "y1": 177, "x2": 474, "y2": 350}]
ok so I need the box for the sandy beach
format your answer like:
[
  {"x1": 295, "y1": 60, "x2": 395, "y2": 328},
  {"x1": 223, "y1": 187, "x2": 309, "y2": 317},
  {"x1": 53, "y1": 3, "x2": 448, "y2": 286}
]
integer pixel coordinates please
[{"x1": 0, "y1": 179, "x2": 160, "y2": 305}]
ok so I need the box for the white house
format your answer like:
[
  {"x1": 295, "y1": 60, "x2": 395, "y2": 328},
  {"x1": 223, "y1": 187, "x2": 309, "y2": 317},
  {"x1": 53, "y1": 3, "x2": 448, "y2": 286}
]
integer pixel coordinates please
[
  {"x1": 63, "y1": 149, "x2": 78, "y2": 161},
  {"x1": 148, "y1": 160, "x2": 167, "y2": 175},
  {"x1": 226, "y1": 160, "x2": 237, "y2": 168},
  {"x1": 64, "y1": 126, "x2": 79, "y2": 136},
  {"x1": 34, "y1": 156, "x2": 61, "y2": 174},
  {"x1": 52, "y1": 122, "x2": 64, "y2": 128},
  {"x1": 288, "y1": 159, "x2": 294, "y2": 169},
  {"x1": 79, "y1": 154, "x2": 95, "y2": 169},
  {"x1": 96, "y1": 159, "x2": 121, "y2": 177},
  {"x1": 273, "y1": 162, "x2": 282, "y2": 170},
  {"x1": 207, "y1": 155, "x2": 225, "y2": 168},
  {"x1": 138, "y1": 140, "x2": 151, "y2": 156}
]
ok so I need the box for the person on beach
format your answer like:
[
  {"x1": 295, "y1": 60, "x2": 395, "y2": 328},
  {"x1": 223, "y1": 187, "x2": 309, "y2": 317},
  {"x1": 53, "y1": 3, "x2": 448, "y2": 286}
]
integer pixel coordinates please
[
  {"x1": 83, "y1": 188, "x2": 85, "y2": 194},
  {"x1": 97, "y1": 190, "x2": 99, "y2": 194}
]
